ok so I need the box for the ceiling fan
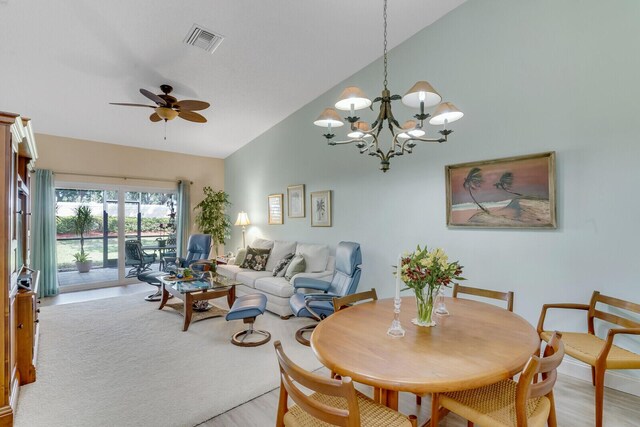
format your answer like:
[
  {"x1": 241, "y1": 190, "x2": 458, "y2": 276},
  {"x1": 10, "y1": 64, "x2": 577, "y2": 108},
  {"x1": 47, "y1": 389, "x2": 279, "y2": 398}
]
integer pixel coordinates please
[{"x1": 110, "y1": 84, "x2": 210, "y2": 123}]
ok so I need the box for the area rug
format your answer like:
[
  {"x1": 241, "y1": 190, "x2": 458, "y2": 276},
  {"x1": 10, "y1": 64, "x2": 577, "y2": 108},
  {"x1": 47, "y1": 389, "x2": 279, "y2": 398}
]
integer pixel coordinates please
[{"x1": 15, "y1": 294, "x2": 318, "y2": 427}]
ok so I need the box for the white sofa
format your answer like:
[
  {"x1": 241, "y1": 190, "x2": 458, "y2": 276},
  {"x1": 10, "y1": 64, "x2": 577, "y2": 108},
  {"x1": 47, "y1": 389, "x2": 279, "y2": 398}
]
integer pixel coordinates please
[{"x1": 217, "y1": 239, "x2": 335, "y2": 317}]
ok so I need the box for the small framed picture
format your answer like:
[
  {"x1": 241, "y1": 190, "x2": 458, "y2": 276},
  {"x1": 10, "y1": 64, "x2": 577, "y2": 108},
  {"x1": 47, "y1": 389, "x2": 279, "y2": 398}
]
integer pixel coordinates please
[
  {"x1": 268, "y1": 194, "x2": 283, "y2": 225},
  {"x1": 287, "y1": 184, "x2": 305, "y2": 218},
  {"x1": 310, "y1": 190, "x2": 331, "y2": 227}
]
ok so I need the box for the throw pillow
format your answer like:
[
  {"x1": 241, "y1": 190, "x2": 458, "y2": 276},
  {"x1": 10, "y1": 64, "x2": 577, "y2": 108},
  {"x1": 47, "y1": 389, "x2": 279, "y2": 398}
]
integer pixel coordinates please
[
  {"x1": 265, "y1": 240, "x2": 297, "y2": 271},
  {"x1": 272, "y1": 252, "x2": 295, "y2": 277},
  {"x1": 251, "y1": 238, "x2": 274, "y2": 250},
  {"x1": 284, "y1": 255, "x2": 306, "y2": 281},
  {"x1": 240, "y1": 247, "x2": 271, "y2": 271},
  {"x1": 295, "y1": 243, "x2": 329, "y2": 273},
  {"x1": 234, "y1": 248, "x2": 247, "y2": 266}
]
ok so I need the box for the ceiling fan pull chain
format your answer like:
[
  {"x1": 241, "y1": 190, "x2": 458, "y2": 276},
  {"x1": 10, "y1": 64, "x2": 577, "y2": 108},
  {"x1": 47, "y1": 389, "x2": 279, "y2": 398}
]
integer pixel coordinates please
[{"x1": 164, "y1": 120, "x2": 167, "y2": 140}]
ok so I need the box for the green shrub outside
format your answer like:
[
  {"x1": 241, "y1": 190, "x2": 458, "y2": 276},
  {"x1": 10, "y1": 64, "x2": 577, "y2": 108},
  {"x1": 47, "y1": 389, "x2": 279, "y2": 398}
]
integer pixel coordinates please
[{"x1": 57, "y1": 216, "x2": 168, "y2": 235}]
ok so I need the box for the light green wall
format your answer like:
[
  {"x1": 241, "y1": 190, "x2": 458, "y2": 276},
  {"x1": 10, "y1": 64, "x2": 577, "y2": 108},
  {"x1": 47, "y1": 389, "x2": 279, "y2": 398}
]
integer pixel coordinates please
[{"x1": 225, "y1": 0, "x2": 639, "y2": 384}]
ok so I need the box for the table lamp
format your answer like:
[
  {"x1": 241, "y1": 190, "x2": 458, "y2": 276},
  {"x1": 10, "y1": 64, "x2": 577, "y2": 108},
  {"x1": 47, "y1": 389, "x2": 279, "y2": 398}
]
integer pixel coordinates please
[{"x1": 234, "y1": 211, "x2": 250, "y2": 248}]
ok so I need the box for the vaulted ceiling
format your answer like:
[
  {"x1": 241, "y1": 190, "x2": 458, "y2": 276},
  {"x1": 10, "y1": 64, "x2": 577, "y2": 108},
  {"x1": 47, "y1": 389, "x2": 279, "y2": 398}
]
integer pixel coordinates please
[{"x1": 0, "y1": 0, "x2": 465, "y2": 158}]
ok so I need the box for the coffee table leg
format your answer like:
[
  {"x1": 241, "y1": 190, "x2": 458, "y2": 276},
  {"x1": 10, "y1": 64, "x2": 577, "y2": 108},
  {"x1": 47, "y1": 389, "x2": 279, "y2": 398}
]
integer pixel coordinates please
[
  {"x1": 183, "y1": 293, "x2": 193, "y2": 331},
  {"x1": 430, "y1": 393, "x2": 440, "y2": 426},
  {"x1": 227, "y1": 286, "x2": 236, "y2": 308},
  {"x1": 159, "y1": 283, "x2": 169, "y2": 310}
]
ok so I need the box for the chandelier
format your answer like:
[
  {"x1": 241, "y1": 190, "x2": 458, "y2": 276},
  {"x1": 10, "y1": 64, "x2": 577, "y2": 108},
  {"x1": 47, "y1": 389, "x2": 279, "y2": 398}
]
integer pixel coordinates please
[{"x1": 313, "y1": 0, "x2": 463, "y2": 172}]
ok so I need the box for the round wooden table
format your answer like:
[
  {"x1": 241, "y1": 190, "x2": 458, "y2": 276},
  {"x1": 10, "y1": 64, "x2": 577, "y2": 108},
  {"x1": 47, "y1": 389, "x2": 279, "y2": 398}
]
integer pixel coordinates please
[{"x1": 310, "y1": 297, "x2": 540, "y2": 426}]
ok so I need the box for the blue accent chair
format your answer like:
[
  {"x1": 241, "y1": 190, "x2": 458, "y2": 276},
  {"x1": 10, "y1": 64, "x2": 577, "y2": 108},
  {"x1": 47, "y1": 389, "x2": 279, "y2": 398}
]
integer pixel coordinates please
[
  {"x1": 164, "y1": 234, "x2": 212, "y2": 272},
  {"x1": 289, "y1": 241, "x2": 362, "y2": 346}
]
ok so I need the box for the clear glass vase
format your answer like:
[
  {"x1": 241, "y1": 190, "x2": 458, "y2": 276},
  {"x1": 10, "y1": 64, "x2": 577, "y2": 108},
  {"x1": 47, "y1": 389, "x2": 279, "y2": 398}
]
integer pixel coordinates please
[{"x1": 412, "y1": 285, "x2": 437, "y2": 327}]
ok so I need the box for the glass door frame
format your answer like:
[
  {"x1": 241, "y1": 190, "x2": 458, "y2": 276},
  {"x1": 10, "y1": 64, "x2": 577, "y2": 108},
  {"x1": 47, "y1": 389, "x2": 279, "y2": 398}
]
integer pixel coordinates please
[{"x1": 55, "y1": 180, "x2": 178, "y2": 290}]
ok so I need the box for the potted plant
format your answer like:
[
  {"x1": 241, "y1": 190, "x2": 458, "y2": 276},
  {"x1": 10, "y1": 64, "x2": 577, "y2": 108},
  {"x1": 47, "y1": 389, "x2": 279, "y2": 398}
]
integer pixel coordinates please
[
  {"x1": 194, "y1": 187, "x2": 231, "y2": 256},
  {"x1": 72, "y1": 204, "x2": 95, "y2": 273}
]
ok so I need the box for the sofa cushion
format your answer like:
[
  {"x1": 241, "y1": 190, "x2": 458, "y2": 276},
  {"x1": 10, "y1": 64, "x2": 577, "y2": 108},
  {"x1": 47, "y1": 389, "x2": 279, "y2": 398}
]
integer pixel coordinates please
[
  {"x1": 240, "y1": 247, "x2": 271, "y2": 271},
  {"x1": 285, "y1": 255, "x2": 306, "y2": 281},
  {"x1": 272, "y1": 252, "x2": 295, "y2": 277},
  {"x1": 251, "y1": 238, "x2": 274, "y2": 249},
  {"x1": 235, "y1": 270, "x2": 273, "y2": 288},
  {"x1": 265, "y1": 240, "x2": 297, "y2": 271},
  {"x1": 217, "y1": 264, "x2": 241, "y2": 280},
  {"x1": 296, "y1": 243, "x2": 329, "y2": 273},
  {"x1": 255, "y1": 276, "x2": 296, "y2": 298}
]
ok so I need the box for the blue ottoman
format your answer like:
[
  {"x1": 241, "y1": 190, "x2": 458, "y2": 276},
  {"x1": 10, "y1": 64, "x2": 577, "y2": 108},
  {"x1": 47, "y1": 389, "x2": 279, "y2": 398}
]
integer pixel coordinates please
[
  {"x1": 137, "y1": 271, "x2": 169, "y2": 302},
  {"x1": 225, "y1": 294, "x2": 270, "y2": 347}
]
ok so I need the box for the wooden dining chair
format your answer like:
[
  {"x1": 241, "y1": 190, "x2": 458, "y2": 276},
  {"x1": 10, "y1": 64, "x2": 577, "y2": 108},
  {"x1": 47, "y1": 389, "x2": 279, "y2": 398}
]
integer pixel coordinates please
[
  {"x1": 537, "y1": 291, "x2": 640, "y2": 427},
  {"x1": 415, "y1": 284, "x2": 516, "y2": 405},
  {"x1": 453, "y1": 283, "x2": 514, "y2": 312},
  {"x1": 332, "y1": 288, "x2": 378, "y2": 312},
  {"x1": 274, "y1": 340, "x2": 417, "y2": 427},
  {"x1": 438, "y1": 331, "x2": 565, "y2": 427}
]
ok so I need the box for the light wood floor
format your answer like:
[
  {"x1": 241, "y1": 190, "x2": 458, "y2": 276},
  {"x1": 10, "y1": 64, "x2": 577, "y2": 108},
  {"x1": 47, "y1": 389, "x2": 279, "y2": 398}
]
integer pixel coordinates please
[
  {"x1": 42, "y1": 287, "x2": 640, "y2": 426},
  {"x1": 200, "y1": 367, "x2": 640, "y2": 427}
]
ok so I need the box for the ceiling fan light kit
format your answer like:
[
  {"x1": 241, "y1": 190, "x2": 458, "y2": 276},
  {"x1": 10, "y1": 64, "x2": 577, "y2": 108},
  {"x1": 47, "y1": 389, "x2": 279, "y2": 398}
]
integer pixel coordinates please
[
  {"x1": 313, "y1": 0, "x2": 464, "y2": 172},
  {"x1": 110, "y1": 84, "x2": 210, "y2": 126}
]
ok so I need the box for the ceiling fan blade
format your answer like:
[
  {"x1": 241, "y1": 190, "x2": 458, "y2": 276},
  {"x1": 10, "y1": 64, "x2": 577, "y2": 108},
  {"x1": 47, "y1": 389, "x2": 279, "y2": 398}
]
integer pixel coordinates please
[
  {"x1": 175, "y1": 100, "x2": 210, "y2": 111},
  {"x1": 140, "y1": 88, "x2": 167, "y2": 106},
  {"x1": 149, "y1": 112, "x2": 162, "y2": 122},
  {"x1": 109, "y1": 102, "x2": 156, "y2": 108},
  {"x1": 178, "y1": 110, "x2": 207, "y2": 123}
]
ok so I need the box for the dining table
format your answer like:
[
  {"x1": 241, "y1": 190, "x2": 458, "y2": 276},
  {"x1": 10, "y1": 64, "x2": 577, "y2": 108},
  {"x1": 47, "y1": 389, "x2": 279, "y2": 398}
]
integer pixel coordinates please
[{"x1": 310, "y1": 296, "x2": 540, "y2": 426}]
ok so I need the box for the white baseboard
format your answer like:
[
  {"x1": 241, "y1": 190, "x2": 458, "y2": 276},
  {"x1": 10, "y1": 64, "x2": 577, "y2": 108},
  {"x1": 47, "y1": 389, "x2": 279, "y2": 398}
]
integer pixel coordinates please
[{"x1": 559, "y1": 357, "x2": 640, "y2": 397}]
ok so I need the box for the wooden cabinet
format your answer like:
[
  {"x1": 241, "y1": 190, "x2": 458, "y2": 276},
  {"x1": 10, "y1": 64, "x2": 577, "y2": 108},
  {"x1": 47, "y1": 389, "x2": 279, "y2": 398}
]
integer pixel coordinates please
[{"x1": 0, "y1": 112, "x2": 38, "y2": 426}]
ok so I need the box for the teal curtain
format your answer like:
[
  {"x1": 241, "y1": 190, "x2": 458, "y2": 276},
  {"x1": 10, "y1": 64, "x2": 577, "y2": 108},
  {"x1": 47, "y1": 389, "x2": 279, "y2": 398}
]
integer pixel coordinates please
[
  {"x1": 176, "y1": 180, "x2": 191, "y2": 257},
  {"x1": 31, "y1": 169, "x2": 59, "y2": 297}
]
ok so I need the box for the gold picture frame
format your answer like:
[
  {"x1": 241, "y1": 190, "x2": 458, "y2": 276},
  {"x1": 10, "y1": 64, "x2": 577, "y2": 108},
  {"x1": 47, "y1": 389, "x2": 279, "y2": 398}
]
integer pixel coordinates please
[
  {"x1": 445, "y1": 152, "x2": 556, "y2": 228},
  {"x1": 268, "y1": 194, "x2": 283, "y2": 225},
  {"x1": 287, "y1": 184, "x2": 305, "y2": 218},
  {"x1": 310, "y1": 190, "x2": 331, "y2": 227}
]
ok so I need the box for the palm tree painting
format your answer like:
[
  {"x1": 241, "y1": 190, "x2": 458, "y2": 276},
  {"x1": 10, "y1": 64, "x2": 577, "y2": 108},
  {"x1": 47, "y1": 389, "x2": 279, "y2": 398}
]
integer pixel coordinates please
[
  {"x1": 311, "y1": 191, "x2": 332, "y2": 227},
  {"x1": 446, "y1": 152, "x2": 556, "y2": 228},
  {"x1": 463, "y1": 167, "x2": 490, "y2": 213}
]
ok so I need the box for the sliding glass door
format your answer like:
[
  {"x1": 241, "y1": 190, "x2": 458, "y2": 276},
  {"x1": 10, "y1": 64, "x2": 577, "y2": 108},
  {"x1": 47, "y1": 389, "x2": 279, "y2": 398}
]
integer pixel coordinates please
[{"x1": 55, "y1": 183, "x2": 177, "y2": 291}]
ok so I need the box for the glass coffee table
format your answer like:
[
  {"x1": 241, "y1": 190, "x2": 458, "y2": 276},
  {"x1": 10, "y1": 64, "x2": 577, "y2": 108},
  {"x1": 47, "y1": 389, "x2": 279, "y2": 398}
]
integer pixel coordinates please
[{"x1": 158, "y1": 274, "x2": 240, "y2": 331}]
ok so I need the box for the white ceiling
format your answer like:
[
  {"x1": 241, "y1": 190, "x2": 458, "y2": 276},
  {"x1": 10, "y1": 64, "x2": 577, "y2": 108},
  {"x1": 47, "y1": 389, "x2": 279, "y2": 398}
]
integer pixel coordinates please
[{"x1": 0, "y1": 0, "x2": 465, "y2": 158}]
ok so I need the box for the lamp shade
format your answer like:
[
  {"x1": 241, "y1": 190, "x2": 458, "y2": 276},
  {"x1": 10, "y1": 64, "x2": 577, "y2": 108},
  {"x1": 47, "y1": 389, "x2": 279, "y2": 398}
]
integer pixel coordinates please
[
  {"x1": 347, "y1": 121, "x2": 372, "y2": 139},
  {"x1": 234, "y1": 211, "x2": 251, "y2": 226},
  {"x1": 398, "y1": 120, "x2": 425, "y2": 138},
  {"x1": 335, "y1": 86, "x2": 372, "y2": 111},
  {"x1": 429, "y1": 102, "x2": 464, "y2": 125},
  {"x1": 401, "y1": 81, "x2": 442, "y2": 109},
  {"x1": 155, "y1": 107, "x2": 179, "y2": 121},
  {"x1": 313, "y1": 108, "x2": 344, "y2": 128}
]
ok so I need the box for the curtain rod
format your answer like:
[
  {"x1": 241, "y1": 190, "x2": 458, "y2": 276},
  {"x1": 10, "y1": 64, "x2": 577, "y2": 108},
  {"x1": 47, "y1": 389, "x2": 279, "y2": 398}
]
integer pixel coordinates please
[{"x1": 50, "y1": 170, "x2": 193, "y2": 185}]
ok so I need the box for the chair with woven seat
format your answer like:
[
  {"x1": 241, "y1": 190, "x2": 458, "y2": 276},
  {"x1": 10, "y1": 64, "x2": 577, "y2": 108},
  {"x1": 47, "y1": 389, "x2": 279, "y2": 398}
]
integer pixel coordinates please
[
  {"x1": 439, "y1": 331, "x2": 565, "y2": 427},
  {"x1": 289, "y1": 241, "x2": 362, "y2": 346},
  {"x1": 537, "y1": 291, "x2": 640, "y2": 427},
  {"x1": 124, "y1": 240, "x2": 156, "y2": 278},
  {"x1": 453, "y1": 283, "x2": 514, "y2": 312},
  {"x1": 274, "y1": 340, "x2": 417, "y2": 427}
]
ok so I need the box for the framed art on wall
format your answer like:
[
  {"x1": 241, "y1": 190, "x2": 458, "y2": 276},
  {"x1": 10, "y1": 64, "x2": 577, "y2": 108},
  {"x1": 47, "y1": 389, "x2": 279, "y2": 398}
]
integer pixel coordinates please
[
  {"x1": 287, "y1": 184, "x2": 305, "y2": 218},
  {"x1": 268, "y1": 193, "x2": 283, "y2": 225},
  {"x1": 445, "y1": 152, "x2": 556, "y2": 228},
  {"x1": 310, "y1": 190, "x2": 331, "y2": 227}
]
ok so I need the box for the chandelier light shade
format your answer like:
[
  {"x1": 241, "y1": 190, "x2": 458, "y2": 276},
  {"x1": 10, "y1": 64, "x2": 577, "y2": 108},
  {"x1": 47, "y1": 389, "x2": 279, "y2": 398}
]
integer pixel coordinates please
[
  {"x1": 401, "y1": 81, "x2": 442, "y2": 108},
  {"x1": 335, "y1": 86, "x2": 373, "y2": 111},
  {"x1": 314, "y1": 0, "x2": 463, "y2": 172},
  {"x1": 429, "y1": 102, "x2": 464, "y2": 126}
]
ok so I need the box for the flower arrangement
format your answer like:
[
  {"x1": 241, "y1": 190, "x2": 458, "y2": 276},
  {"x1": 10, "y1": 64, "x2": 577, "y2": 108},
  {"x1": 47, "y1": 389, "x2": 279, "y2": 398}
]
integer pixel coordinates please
[{"x1": 397, "y1": 245, "x2": 464, "y2": 326}]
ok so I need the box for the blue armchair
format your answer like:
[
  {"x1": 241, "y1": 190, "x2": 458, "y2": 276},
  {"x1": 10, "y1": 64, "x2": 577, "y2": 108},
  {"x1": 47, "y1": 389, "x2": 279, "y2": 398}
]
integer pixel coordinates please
[
  {"x1": 289, "y1": 241, "x2": 362, "y2": 346},
  {"x1": 164, "y1": 234, "x2": 212, "y2": 273}
]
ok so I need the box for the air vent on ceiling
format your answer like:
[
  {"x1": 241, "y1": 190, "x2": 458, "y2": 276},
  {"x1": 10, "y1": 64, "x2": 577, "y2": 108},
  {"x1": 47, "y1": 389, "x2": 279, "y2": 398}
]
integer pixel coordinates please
[{"x1": 184, "y1": 24, "x2": 224, "y2": 54}]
